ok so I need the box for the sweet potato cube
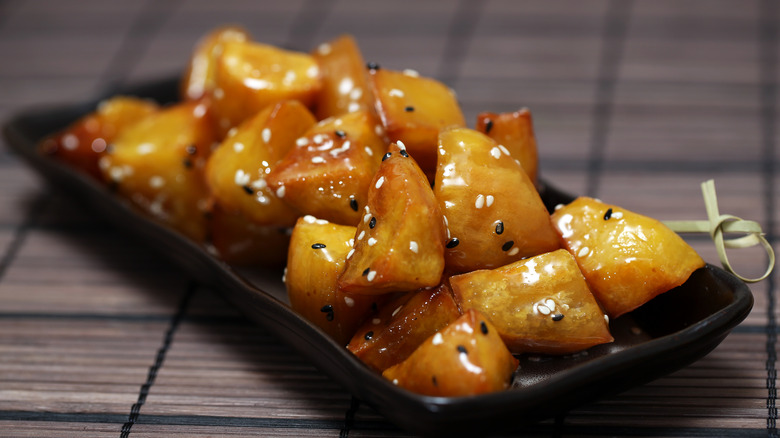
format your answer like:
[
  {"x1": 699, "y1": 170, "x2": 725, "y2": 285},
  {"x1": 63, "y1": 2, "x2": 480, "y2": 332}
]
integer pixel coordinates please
[
  {"x1": 551, "y1": 197, "x2": 706, "y2": 318},
  {"x1": 311, "y1": 35, "x2": 374, "y2": 120},
  {"x1": 266, "y1": 110, "x2": 386, "y2": 225},
  {"x1": 205, "y1": 100, "x2": 316, "y2": 227},
  {"x1": 338, "y1": 142, "x2": 447, "y2": 294},
  {"x1": 370, "y1": 68, "x2": 465, "y2": 176},
  {"x1": 208, "y1": 205, "x2": 289, "y2": 267},
  {"x1": 450, "y1": 249, "x2": 613, "y2": 355},
  {"x1": 476, "y1": 108, "x2": 539, "y2": 185},
  {"x1": 382, "y1": 309, "x2": 518, "y2": 397},
  {"x1": 286, "y1": 216, "x2": 385, "y2": 345},
  {"x1": 212, "y1": 40, "x2": 322, "y2": 134},
  {"x1": 347, "y1": 284, "x2": 460, "y2": 372},
  {"x1": 435, "y1": 126, "x2": 560, "y2": 272},
  {"x1": 99, "y1": 101, "x2": 217, "y2": 242},
  {"x1": 180, "y1": 25, "x2": 251, "y2": 101},
  {"x1": 39, "y1": 96, "x2": 157, "y2": 180}
]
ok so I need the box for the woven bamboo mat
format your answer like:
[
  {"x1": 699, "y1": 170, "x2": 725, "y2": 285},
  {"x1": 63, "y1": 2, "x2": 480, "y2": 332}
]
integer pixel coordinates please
[{"x1": 0, "y1": 0, "x2": 777, "y2": 436}]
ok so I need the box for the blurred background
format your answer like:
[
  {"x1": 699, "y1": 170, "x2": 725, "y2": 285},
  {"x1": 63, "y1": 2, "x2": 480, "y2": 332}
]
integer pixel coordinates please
[{"x1": 0, "y1": 0, "x2": 777, "y2": 436}]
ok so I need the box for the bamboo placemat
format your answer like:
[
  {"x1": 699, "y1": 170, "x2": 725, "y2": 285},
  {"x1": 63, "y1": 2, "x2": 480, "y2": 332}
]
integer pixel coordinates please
[{"x1": 0, "y1": 0, "x2": 777, "y2": 436}]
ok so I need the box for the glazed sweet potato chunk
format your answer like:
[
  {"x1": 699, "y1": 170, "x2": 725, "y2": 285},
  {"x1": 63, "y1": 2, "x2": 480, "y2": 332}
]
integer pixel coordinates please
[
  {"x1": 205, "y1": 100, "x2": 316, "y2": 227},
  {"x1": 266, "y1": 110, "x2": 386, "y2": 225},
  {"x1": 476, "y1": 108, "x2": 539, "y2": 185},
  {"x1": 286, "y1": 216, "x2": 385, "y2": 345},
  {"x1": 212, "y1": 40, "x2": 321, "y2": 134},
  {"x1": 435, "y1": 126, "x2": 560, "y2": 272},
  {"x1": 39, "y1": 96, "x2": 157, "y2": 180},
  {"x1": 451, "y1": 249, "x2": 613, "y2": 354},
  {"x1": 311, "y1": 35, "x2": 374, "y2": 120},
  {"x1": 370, "y1": 68, "x2": 465, "y2": 177},
  {"x1": 338, "y1": 142, "x2": 447, "y2": 294},
  {"x1": 208, "y1": 205, "x2": 289, "y2": 267},
  {"x1": 99, "y1": 100, "x2": 217, "y2": 242},
  {"x1": 347, "y1": 284, "x2": 460, "y2": 372},
  {"x1": 180, "y1": 25, "x2": 251, "y2": 101},
  {"x1": 551, "y1": 197, "x2": 706, "y2": 318},
  {"x1": 383, "y1": 309, "x2": 518, "y2": 397}
]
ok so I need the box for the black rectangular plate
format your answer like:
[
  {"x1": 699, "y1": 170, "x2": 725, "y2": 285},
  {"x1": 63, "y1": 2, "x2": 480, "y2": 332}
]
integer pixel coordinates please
[{"x1": 2, "y1": 77, "x2": 754, "y2": 437}]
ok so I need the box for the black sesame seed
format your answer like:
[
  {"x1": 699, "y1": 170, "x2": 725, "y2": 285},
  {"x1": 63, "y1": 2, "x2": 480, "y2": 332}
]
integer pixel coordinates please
[
  {"x1": 335, "y1": 129, "x2": 346, "y2": 138},
  {"x1": 456, "y1": 345, "x2": 468, "y2": 354},
  {"x1": 484, "y1": 119, "x2": 494, "y2": 134},
  {"x1": 366, "y1": 62, "x2": 380, "y2": 71},
  {"x1": 242, "y1": 185, "x2": 253, "y2": 194},
  {"x1": 432, "y1": 376, "x2": 438, "y2": 387},
  {"x1": 183, "y1": 158, "x2": 193, "y2": 169},
  {"x1": 502, "y1": 240, "x2": 515, "y2": 251},
  {"x1": 362, "y1": 267, "x2": 371, "y2": 276},
  {"x1": 320, "y1": 304, "x2": 334, "y2": 321},
  {"x1": 446, "y1": 238, "x2": 460, "y2": 249},
  {"x1": 404, "y1": 106, "x2": 415, "y2": 112},
  {"x1": 399, "y1": 150, "x2": 409, "y2": 157},
  {"x1": 382, "y1": 152, "x2": 392, "y2": 161},
  {"x1": 364, "y1": 331, "x2": 374, "y2": 340},
  {"x1": 552, "y1": 313, "x2": 565, "y2": 321},
  {"x1": 185, "y1": 144, "x2": 197, "y2": 155},
  {"x1": 603, "y1": 208, "x2": 613, "y2": 221},
  {"x1": 349, "y1": 198, "x2": 359, "y2": 211},
  {"x1": 480, "y1": 321, "x2": 488, "y2": 334},
  {"x1": 495, "y1": 221, "x2": 504, "y2": 235},
  {"x1": 369, "y1": 217, "x2": 376, "y2": 229},
  {"x1": 371, "y1": 302, "x2": 378, "y2": 313},
  {"x1": 311, "y1": 243, "x2": 326, "y2": 249}
]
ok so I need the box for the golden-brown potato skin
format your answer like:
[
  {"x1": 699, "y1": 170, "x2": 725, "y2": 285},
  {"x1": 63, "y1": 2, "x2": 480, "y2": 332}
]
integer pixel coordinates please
[
  {"x1": 476, "y1": 108, "x2": 539, "y2": 185},
  {"x1": 551, "y1": 197, "x2": 706, "y2": 318},
  {"x1": 311, "y1": 35, "x2": 374, "y2": 120},
  {"x1": 99, "y1": 100, "x2": 216, "y2": 242},
  {"x1": 208, "y1": 205, "x2": 289, "y2": 267},
  {"x1": 347, "y1": 284, "x2": 460, "y2": 372},
  {"x1": 382, "y1": 309, "x2": 518, "y2": 397},
  {"x1": 338, "y1": 142, "x2": 447, "y2": 294},
  {"x1": 286, "y1": 216, "x2": 384, "y2": 345},
  {"x1": 370, "y1": 68, "x2": 465, "y2": 177},
  {"x1": 180, "y1": 25, "x2": 251, "y2": 101},
  {"x1": 435, "y1": 126, "x2": 560, "y2": 272},
  {"x1": 451, "y1": 249, "x2": 613, "y2": 354},
  {"x1": 39, "y1": 96, "x2": 158, "y2": 180},
  {"x1": 205, "y1": 100, "x2": 316, "y2": 227}
]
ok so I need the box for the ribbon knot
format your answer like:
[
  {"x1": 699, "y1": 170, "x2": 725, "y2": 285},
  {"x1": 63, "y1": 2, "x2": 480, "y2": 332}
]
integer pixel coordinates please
[{"x1": 662, "y1": 180, "x2": 774, "y2": 283}]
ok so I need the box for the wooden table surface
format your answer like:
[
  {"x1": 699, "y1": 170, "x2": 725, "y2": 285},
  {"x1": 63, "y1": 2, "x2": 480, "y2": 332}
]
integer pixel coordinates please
[{"x1": 0, "y1": 0, "x2": 777, "y2": 436}]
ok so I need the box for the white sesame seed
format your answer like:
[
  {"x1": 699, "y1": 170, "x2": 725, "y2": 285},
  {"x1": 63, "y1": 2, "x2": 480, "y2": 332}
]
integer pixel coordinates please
[
  {"x1": 282, "y1": 267, "x2": 287, "y2": 283},
  {"x1": 137, "y1": 142, "x2": 154, "y2": 155},
  {"x1": 612, "y1": 211, "x2": 623, "y2": 219},
  {"x1": 307, "y1": 65, "x2": 319, "y2": 78},
  {"x1": 149, "y1": 176, "x2": 165, "y2": 189},
  {"x1": 346, "y1": 249, "x2": 355, "y2": 259},
  {"x1": 350, "y1": 88, "x2": 363, "y2": 100},
  {"x1": 234, "y1": 169, "x2": 250, "y2": 186},
  {"x1": 348, "y1": 238, "x2": 354, "y2": 247},
  {"x1": 317, "y1": 43, "x2": 331, "y2": 55},
  {"x1": 391, "y1": 306, "x2": 402, "y2": 317},
  {"x1": 508, "y1": 247, "x2": 519, "y2": 256},
  {"x1": 256, "y1": 194, "x2": 270, "y2": 205},
  {"x1": 402, "y1": 69, "x2": 419, "y2": 77},
  {"x1": 372, "y1": 318, "x2": 381, "y2": 325},
  {"x1": 604, "y1": 314, "x2": 610, "y2": 324},
  {"x1": 388, "y1": 88, "x2": 404, "y2": 97},
  {"x1": 275, "y1": 185, "x2": 286, "y2": 198},
  {"x1": 364, "y1": 206, "x2": 370, "y2": 213},
  {"x1": 311, "y1": 156, "x2": 326, "y2": 164},
  {"x1": 374, "y1": 125, "x2": 383, "y2": 136},
  {"x1": 296, "y1": 137, "x2": 309, "y2": 147},
  {"x1": 348, "y1": 102, "x2": 360, "y2": 112},
  {"x1": 193, "y1": 103, "x2": 207, "y2": 118},
  {"x1": 475, "y1": 194, "x2": 485, "y2": 209},
  {"x1": 227, "y1": 127, "x2": 238, "y2": 137},
  {"x1": 262, "y1": 128, "x2": 271, "y2": 143},
  {"x1": 364, "y1": 146, "x2": 373, "y2": 156},
  {"x1": 490, "y1": 147, "x2": 501, "y2": 159},
  {"x1": 545, "y1": 299, "x2": 556, "y2": 311},
  {"x1": 233, "y1": 142, "x2": 245, "y2": 153},
  {"x1": 367, "y1": 270, "x2": 377, "y2": 282},
  {"x1": 338, "y1": 77, "x2": 354, "y2": 95},
  {"x1": 578, "y1": 246, "x2": 590, "y2": 258},
  {"x1": 363, "y1": 213, "x2": 372, "y2": 223},
  {"x1": 498, "y1": 144, "x2": 510, "y2": 156},
  {"x1": 486, "y1": 195, "x2": 495, "y2": 207},
  {"x1": 303, "y1": 215, "x2": 317, "y2": 223},
  {"x1": 357, "y1": 230, "x2": 365, "y2": 240},
  {"x1": 313, "y1": 134, "x2": 325, "y2": 144},
  {"x1": 537, "y1": 304, "x2": 551, "y2": 315},
  {"x1": 396, "y1": 140, "x2": 406, "y2": 150},
  {"x1": 367, "y1": 237, "x2": 377, "y2": 246},
  {"x1": 375, "y1": 176, "x2": 385, "y2": 189},
  {"x1": 432, "y1": 332, "x2": 443, "y2": 345},
  {"x1": 316, "y1": 218, "x2": 329, "y2": 225},
  {"x1": 251, "y1": 178, "x2": 267, "y2": 190},
  {"x1": 409, "y1": 241, "x2": 419, "y2": 253},
  {"x1": 554, "y1": 203, "x2": 564, "y2": 211},
  {"x1": 344, "y1": 296, "x2": 355, "y2": 307}
]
